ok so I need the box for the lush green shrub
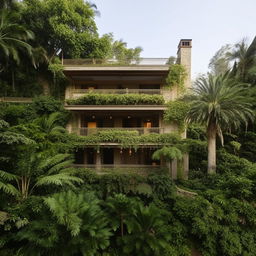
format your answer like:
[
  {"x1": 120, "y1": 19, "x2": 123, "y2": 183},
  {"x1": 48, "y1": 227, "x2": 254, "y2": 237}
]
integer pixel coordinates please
[
  {"x1": 0, "y1": 103, "x2": 36, "y2": 125},
  {"x1": 217, "y1": 149, "x2": 252, "y2": 175},
  {"x1": 239, "y1": 131, "x2": 256, "y2": 162},
  {"x1": 31, "y1": 96, "x2": 65, "y2": 115},
  {"x1": 66, "y1": 93, "x2": 164, "y2": 105}
]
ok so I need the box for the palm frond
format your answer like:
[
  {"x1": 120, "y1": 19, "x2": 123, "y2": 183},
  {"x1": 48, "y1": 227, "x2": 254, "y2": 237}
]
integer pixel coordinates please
[{"x1": 35, "y1": 174, "x2": 83, "y2": 187}]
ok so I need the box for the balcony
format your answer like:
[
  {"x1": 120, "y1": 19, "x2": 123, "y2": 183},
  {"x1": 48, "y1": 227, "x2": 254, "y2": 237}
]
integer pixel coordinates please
[
  {"x1": 70, "y1": 89, "x2": 162, "y2": 99},
  {"x1": 63, "y1": 58, "x2": 169, "y2": 66},
  {"x1": 71, "y1": 127, "x2": 165, "y2": 136}
]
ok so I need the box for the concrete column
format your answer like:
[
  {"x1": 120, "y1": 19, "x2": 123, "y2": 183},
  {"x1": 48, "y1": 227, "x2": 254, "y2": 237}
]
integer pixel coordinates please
[
  {"x1": 114, "y1": 148, "x2": 121, "y2": 165},
  {"x1": 95, "y1": 150, "x2": 101, "y2": 170},
  {"x1": 83, "y1": 150, "x2": 87, "y2": 165},
  {"x1": 171, "y1": 159, "x2": 178, "y2": 179},
  {"x1": 183, "y1": 153, "x2": 189, "y2": 180}
]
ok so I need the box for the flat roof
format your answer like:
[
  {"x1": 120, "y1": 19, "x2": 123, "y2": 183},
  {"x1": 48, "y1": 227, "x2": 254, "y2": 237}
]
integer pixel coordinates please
[
  {"x1": 64, "y1": 105, "x2": 167, "y2": 111},
  {"x1": 63, "y1": 66, "x2": 169, "y2": 72}
]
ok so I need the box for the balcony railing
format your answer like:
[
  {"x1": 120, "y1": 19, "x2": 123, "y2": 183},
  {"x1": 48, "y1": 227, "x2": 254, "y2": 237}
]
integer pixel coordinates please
[
  {"x1": 71, "y1": 127, "x2": 164, "y2": 136},
  {"x1": 71, "y1": 89, "x2": 162, "y2": 96},
  {"x1": 63, "y1": 58, "x2": 169, "y2": 66}
]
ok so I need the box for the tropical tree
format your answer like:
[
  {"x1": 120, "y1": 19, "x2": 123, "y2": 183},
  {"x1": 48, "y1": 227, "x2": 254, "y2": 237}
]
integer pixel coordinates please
[
  {"x1": 105, "y1": 193, "x2": 136, "y2": 237},
  {"x1": 208, "y1": 44, "x2": 231, "y2": 76},
  {"x1": 186, "y1": 73, "x2": 254, "y2": 174},
  {"x1": 152, "y1": 146, "x2": 183, "y2": 178},
  {"x1": 121, "y1": 203, "x2": 172, "y2": 256},
  {"x1": 227, "y1": 37, "x2": 256, "y2": 82},
  {"x1": 36, "y1": 112, "x2": 66, "y2": 138},
  {"x1": 0, "y1": 152, "x2": 83, "y2": 199},
  {"x1": 0, "y1": 10, "x2": 34, "y2": 68},
  {"x1": 17, "y1": 191, "x2": 111, "y2": 256}
]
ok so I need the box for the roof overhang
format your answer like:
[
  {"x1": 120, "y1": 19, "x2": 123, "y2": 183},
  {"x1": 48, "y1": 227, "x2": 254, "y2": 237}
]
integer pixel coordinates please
[{"x1": 64, "y1": 105, "x2": 167, "y2": 111}]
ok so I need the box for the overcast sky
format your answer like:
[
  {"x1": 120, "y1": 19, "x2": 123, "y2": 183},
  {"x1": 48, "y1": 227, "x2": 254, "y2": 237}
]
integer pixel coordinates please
[{"x1": 93, "y1": 0, "x2": 256, "y2": 79}]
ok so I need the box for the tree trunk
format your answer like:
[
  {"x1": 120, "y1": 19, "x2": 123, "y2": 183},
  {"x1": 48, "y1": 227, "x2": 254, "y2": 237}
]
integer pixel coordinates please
[{"x1": 207, "y1": 124, "x2": 217, "y2": 174}]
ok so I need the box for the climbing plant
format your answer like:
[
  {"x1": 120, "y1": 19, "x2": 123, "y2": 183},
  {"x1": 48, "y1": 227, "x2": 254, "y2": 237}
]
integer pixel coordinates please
[
  {"x1": 165, "y1": 64, "x2": 187, "y2": 92},
  {"x1": 164, "y1": 100, "x2": 190, "y2": 132}
]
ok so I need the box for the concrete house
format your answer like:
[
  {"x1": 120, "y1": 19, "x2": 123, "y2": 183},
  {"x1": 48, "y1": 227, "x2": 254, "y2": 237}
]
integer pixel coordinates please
[{"x1": 63, "y1": 39, "x2": 192, "y2": 178}]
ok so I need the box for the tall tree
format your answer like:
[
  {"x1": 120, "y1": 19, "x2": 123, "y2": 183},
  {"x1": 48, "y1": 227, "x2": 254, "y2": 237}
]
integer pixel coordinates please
[
  {"x1": 186, "y1": 73, "x2": 253, "y2": 174},
  {"x1": 227, "y1": 37, "x2": 256, "y2": 83},
  {"x1": 0, "y1": 10, "x2": 34, "y2": 70},
  {"x1": 208, "y1": 44, "x2": 231, "y2": 76}
]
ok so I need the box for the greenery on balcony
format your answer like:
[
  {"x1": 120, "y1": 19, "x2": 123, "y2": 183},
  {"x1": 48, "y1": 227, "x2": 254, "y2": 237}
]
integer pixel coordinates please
[
  {"x1": 74, "y1": 129, "x2": 187, "y2": 150},
  {"x1": 66, "y1": 93, "x2": 164, "y2": 105}
]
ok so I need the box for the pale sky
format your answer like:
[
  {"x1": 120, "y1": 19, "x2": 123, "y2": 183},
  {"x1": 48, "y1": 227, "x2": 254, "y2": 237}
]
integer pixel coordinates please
[{"x1": 93, "y1": 0, "x2": 256, "y2": 79}]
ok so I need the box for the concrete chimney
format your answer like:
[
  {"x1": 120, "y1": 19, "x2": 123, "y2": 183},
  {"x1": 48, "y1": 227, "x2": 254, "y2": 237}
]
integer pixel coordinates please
[{"x1": 177, "y1": 39, "x2": 192, "y2": 89}]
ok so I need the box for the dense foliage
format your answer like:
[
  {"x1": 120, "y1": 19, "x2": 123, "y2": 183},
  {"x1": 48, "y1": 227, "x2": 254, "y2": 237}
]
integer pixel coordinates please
[
  {"x1": 66, "y1": 93, "x2": 164, "y2": 105},
  {"x1": 1, "y1": 1, "x2": 256, "y2": 255}
]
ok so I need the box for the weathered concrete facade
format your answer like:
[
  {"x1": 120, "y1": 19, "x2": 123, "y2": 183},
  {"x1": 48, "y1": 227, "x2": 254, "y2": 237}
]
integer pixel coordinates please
[{"x1": 64, "y1": 39, "x2": 192, "y2": 178}]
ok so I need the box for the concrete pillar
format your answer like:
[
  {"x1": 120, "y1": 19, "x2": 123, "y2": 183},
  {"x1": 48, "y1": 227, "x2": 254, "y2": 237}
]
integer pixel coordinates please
[
  {"x1": 171, "y1": 159, "x2": 178, "y2": 179},
  {"x1": 95, "y1": 150, "x2": 101, "y2": 170},
  {"x1": 83, "y1": 150, "x2": 87, "y2": 165},
  {"x1": 183, "y1": 153, "x2": 189, "y2": 180},
  {"x1": 114, "y1": 148, "x2": 121, "y2": 165}
]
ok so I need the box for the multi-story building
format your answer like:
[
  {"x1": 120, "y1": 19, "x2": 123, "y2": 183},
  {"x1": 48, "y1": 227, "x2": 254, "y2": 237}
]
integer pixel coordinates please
[{"x1": 63, "y1": 39, "x2": 192, "y2": 178}]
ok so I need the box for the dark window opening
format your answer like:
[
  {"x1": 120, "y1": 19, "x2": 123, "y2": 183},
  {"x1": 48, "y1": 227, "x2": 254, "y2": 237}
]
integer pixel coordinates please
[
  {"x1": 102, "y1": 148, "x2": 114, "y2": 164},
  {"x1": 75, "y1": 149, "x2": 84, "y2": 164},
  {"x1": 87, "y1": 148, "x2": 95, "y2": 164}
]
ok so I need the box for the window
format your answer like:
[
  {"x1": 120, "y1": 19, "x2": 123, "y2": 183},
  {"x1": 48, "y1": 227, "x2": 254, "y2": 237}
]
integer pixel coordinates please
[{"x1": 182, "y1": 41, "x2": 190, "y2": 46}]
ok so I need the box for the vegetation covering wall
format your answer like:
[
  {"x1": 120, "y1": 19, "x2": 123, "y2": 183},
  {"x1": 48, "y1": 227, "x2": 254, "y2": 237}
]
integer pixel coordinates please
[{"x1": 66, "y1": 93, "x2": 164, "y2": 105}]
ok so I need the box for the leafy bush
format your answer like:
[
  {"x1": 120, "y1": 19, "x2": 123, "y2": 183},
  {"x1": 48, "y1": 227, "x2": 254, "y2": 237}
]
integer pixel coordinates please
[
  {"x1": 239, "y1": 131, "x2": 256, "y2": 162},
  {"x1": 31, "y1": 96, "x2": 64, "y2": 115},
  {"x1": 0, "y1": 104, "x2": 36, "y2": 125},
  {"x1": 217, "y1": 149, "x2": 252, "y2": 175},
  {"x1": 66, "y1": 93, "x2": 164, "y2": 105}
]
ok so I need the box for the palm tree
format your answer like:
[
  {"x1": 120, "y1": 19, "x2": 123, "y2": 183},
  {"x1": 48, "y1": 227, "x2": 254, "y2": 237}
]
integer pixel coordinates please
[
  {"x1": 36, "y1": 112, "x2": 66, "y2": 137},
  {"x1": 105, "y1": 194, "x2": 136, "y2": 237},
  {"x1": 186, "y1": 73, "x2": 254, "y2": 174},
  {"x1": 0, "y1": 153, "x2": 83, "y2": 200},
  {"x1": 0, "y1": 10, "x2": 34, "y2": 67},
  {"x1": 121, "y1": 203, "x2": 172, "y2": 256},
  {"x1": 227, "y1": 37, "x2": 256, "y2": 82}
]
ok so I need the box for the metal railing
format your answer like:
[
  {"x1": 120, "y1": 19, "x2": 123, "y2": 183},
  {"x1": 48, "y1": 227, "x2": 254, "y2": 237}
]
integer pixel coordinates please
[
  {"x1": 63, "y1": 58, "x2": 169, "y2": 66},
  {"x1": 71, "y1": 127, "x2": 164, "y2": 136}
]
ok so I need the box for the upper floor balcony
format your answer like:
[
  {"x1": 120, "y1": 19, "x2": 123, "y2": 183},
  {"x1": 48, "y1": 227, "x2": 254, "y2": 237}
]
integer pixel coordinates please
[
  {"x1": 70, "y1": 127, "x2": 165, "y2": 136},
  {"x1": 63, "y1": 58, "x2": 170, "y2": 68}
]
